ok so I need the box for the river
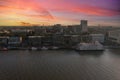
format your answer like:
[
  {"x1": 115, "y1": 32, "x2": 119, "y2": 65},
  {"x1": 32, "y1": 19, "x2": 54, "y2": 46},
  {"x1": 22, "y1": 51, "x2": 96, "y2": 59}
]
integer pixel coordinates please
[{"x1": 0, "y1": 49, "x2": 120, "y2": 80}]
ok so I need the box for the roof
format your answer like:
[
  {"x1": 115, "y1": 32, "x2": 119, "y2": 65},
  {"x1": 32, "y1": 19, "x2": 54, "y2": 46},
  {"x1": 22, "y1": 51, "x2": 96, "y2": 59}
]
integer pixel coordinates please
[
  {"x1": 28, "y1": 36, "x2": 43, "y2": 38},
  {"x1": 90, "y1": 34, "x2": 104, "y2": 36}
]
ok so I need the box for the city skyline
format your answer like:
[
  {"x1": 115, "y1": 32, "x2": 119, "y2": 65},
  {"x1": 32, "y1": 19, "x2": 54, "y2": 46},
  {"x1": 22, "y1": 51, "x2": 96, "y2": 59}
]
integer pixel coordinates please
[{"x1": 0, "y1": 0, "x2": 120, "y2": 26}]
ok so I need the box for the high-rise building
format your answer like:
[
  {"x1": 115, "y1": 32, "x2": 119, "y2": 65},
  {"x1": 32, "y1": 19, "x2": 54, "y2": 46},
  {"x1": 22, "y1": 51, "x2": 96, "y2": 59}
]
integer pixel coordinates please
[{"x1": 80, "y1": 20, "x2": 88, "y2": 33}]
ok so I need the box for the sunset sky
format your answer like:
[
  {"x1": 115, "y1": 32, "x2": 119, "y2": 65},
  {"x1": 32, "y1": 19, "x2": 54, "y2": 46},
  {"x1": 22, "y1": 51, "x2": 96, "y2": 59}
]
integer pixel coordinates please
[{"x1": 0, "y1": 0, "x2": 120, "y2": 26}]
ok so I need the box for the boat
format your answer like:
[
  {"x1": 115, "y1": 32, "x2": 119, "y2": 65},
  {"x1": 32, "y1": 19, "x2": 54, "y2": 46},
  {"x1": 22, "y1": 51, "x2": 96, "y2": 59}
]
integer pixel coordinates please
[
  {"x1": 30, "y1": 47, "x2": 38, "y2": 51},
  {"x1": 76, "y1": 41, "x2": 104, "y2": 51},
  {"x1": 44, "y1": 46, "x2": 60, "y2": 50},
  {"x1": 51, "y1": 46, "x2": 59, "y2": 50},
  {"x1": 41, "y1": 46, "x2": 48, "y2": 50},
  {"x1": 0, "y1": 47, "x2": 8, "y2": 51}
]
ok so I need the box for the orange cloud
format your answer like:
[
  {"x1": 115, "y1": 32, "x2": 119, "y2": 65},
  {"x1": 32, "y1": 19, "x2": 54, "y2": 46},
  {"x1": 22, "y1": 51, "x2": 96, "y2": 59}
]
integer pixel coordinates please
[
  {"x1": 20, "y1": 22, "x2": 33, "y2": 26},
  {"x1": 0, "y1": 0, "x2": 54, "y2": 22}
]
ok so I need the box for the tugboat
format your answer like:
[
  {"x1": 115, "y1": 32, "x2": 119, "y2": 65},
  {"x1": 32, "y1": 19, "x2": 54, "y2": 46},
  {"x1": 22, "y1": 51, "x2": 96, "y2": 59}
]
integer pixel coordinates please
[{"x1": 76, "y1": 41, "x2": 104, "y2": 51}]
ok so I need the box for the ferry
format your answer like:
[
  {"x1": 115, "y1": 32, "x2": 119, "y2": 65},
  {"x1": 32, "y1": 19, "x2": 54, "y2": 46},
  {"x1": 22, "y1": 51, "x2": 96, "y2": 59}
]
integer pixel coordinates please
[{"x1": 76, "y1": 41, "x2": 104, "y2": 51}]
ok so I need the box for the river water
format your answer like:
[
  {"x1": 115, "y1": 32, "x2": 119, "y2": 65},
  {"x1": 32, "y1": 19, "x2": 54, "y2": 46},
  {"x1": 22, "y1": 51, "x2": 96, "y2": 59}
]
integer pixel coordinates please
[{"x1": 0, "y1": 49, "x2": 120, "y2": 80}]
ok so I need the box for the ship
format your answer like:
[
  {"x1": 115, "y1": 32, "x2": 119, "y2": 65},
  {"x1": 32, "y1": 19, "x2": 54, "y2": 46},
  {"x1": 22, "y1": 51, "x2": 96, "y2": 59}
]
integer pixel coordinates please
[{"x1": 76, "y1": 41, "x2": 104, "y2": 51}]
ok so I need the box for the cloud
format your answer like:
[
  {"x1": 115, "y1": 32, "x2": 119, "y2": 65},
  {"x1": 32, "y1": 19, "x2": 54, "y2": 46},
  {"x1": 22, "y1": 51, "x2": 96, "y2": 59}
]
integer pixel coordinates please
[
  {"x1": 39, "y1": 0, "x2": 120, "y2": 16},
  {"x1": 0, "y1": 0, "x2": 120, "y2": 17},
  {"x1": 20, "y1": 22, "x2": 33, "y2": 26},
  {"x1": 0, "y1": 0, "x2": 120, "y2": 26},
  {"x1": 0, "y1": 0, "x2": 54, "y2": 21}
]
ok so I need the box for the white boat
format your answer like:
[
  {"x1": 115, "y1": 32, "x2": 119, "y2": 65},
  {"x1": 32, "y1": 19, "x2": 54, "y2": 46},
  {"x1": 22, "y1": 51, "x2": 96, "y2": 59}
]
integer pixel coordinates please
[
  {"x1": 41, "y1": 46, "x2": 48, "y2": 50},
  {"x1": 52, "y1": 46, "x2": 59, "y2": 50},
  {"x1": 76, "y1": 41, "x2": 104, "y2": 51},
  {"x1": 31, "y1": 47, "x2": 38, "y2": 50}
]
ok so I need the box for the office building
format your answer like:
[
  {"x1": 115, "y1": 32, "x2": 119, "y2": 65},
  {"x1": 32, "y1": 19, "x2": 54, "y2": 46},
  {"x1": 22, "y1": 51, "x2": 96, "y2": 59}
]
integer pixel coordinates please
[
  {"x1": 108, "y1": 30, "x2": 120, "y2": 44},
  {"x1": 80, "y1": 20, "x2": 88, "y2": 33},
  {"x1": 90, "y1": 34, "x2": 105, "y2": 43}
]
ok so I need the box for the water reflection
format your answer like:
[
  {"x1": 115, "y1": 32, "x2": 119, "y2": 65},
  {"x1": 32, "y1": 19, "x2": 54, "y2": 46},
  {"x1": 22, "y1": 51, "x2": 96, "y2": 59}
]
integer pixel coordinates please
[
  {"x1": 0, "y1": 49, "x2": 120, "y2": 80},
  {"x1": 77, "y1": 51, "x2": 103, "y2": 57}
]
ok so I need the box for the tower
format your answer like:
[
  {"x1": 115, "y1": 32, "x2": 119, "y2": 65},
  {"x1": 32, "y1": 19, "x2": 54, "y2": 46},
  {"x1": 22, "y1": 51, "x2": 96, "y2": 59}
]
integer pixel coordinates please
[{"x1": 81, "y1": 20, "x2": 88, "y2": 33}]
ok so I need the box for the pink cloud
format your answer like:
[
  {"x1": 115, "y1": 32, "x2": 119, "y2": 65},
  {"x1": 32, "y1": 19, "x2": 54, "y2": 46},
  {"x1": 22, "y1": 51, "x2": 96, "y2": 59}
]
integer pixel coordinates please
[{"x1": 0, "y1": 0, "x2": 120, "y2": 26}]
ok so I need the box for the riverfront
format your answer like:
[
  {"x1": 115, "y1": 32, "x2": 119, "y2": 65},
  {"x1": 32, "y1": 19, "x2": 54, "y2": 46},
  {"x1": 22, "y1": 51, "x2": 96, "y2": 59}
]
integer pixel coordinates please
[{"x1": 0, "y1": 49, "x2": 120, "y2": 80}]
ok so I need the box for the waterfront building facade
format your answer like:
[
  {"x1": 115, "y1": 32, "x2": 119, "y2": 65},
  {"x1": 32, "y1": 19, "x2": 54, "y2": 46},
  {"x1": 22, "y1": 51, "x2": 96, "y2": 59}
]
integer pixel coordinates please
[
  {"x1": 108, "y1": 30, "x2": 120, "y2": 44},
  {"x1": 8, "y1": 37, "x2": 22, "y2": 49},
  {"x1": 80, "y1": 20, "x2": 88, "y2": 33},
  {"x1": 0, "y1": 37, "x2": 8, "y2": 47},
  {"x1": 90, "y1": 34, "x2": 105, "y2": 43},
  {"x1": 28, "y1": 36, "x2": 42, "y2": 47}
]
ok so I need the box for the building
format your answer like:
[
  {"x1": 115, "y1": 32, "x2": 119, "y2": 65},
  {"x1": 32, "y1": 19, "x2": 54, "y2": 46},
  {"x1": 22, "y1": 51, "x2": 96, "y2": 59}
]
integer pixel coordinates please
[
  {"x1": 80, "y1": 35, "x2": 91, "y2": 43},
  {"x1": 10, "y1": 29, "x2": 33, "y2": 36},
  {"x1": 63, "y1": 35, "x2": 73, "y2": 48},
  {"x1": 80, "y1": 20, "x2": 88, "y2": 33},
  {"x1": 0, "y1": 37, "x2": 8, "y2": 47},
  {"x1": 41, "y1": 36, "x2": 53, "y2": 46},
  {"x1": 108, "y1": 30, "x2": 120, "y2": 44},
  {"x1": 53, "y1": 24, "x2": 64, "y2": 34},
  {"x1": 28, "y1": 36, "x2": 42, "y2": 47},
  {"x1": 74, "y1": 20, "x2": 88, "y2": 34},
  {"x1": 90, "y1": 34, "x2": 105, "y2": 43},
  {"x1": 8, "y1": 37, "x2": 22, "y2": 49},
  {"x1": 75, "y1": 25, "x2": 81, "y2": 35},
  {"x1": 71, "y1": 35, "x2": 80, "y2": 45},
  {"x1": 62, "y1": 35, "x2": 81, "y2": 48}
]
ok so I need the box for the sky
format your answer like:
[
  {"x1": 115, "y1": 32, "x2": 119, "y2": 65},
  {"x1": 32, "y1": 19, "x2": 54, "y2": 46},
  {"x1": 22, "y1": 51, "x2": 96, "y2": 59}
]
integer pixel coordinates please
[{"x1": 0, "y1": 0, "x2": 120, "y2": 26}]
